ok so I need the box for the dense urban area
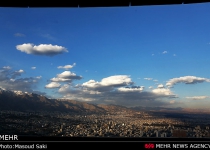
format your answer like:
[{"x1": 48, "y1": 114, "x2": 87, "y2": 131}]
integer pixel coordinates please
[{"x1": 0, "y1": 110, "x2": 210, "y2": 138}]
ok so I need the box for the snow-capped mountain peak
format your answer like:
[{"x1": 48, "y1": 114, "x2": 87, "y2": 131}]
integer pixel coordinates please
[{"x1": 13, "y1": 90, "x2": 24, "y2": 95}]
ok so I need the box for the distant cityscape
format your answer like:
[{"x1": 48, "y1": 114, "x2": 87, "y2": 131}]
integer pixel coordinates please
[
  {"x1": 1, "y1": 89, "x2": 210, "y2": 138},
  {"x1": 1, "y1": 110, "x2": 210, "y2": 138}
]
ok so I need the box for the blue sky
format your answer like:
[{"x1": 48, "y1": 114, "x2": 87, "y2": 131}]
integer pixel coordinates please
[{"x1": 1, "y1": 3, "x2": 210, "y2": 110}]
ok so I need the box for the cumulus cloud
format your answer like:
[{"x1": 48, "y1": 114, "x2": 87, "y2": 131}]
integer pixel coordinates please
[
  {"x1": 152, "y1": 88, "x2": 176, "y2": 97},
  {"x1": 58, "y1": 84, "x2": 74, "y2": 93},
  {"x1": 45, "y1": 82, "x2": 61, "y2": 88},
  {"x1": 14, "y1": 33, "x2": 25, "y2": 37},
  {"x1": 186, "y1": 96, "x2": 209, "y2": 100},
  {"x1": 149, "y1": 86, "x2": 153, "y2": 89},
  {"x1": 31, "y1": 67, "x2": 36, "y2": 70},
  {"x1": 11, "y1": 69, "x2": 24, "y2": 78},
  {"x1": 166, "y1": 76, "x2": 210, "y2": 87},
  {"x1": 59, "y1": 84, "x2": 102, "y2": 95},
  {"x1": 17, "y1": 70, "x2": 24, "y2": 73},
  {"x1": 57, "y1": 71, "x2": 81, "y2": 79},
  {"x1": 163, "y1": 51, "x2": 167, "y2": 54},
  {"x1": 100, "y1": 75, "x2": 133, "y2": 86},
  {"x1": 0, "y1": 67, "x2": 42, "y2": 93},
  {"x1": 50, "y1": 71, "x2": 82, "y2": 82},
  {"x1": 59, "y1": 86, "x2": 177, "y2": 107},
  {"x1": 57, "y1": 63, "x2": 76, "y2": 70},
  {"x1": 57, "y1": 75, "x2": 178, "y2": 107},
  {"x1": 157, "y1": 84, "x2": 164, "y2": 88},
  {"x1": 51, "y1": 77, "x2": 71, "y2": 82},
  {"x1": 117, "y1": 86, "x2": 144, "y2": 92},
  {"x1": 16, "y1": 43, "x2": 68, "y2": 56},
  {"x1": 144, "y1": 78, "x2": 153, "y2": 80},
  {"x1": 82, "y1": 75, "x2": 133, "y2": 92}
]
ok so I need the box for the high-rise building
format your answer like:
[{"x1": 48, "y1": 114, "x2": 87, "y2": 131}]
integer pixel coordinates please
[{"x1": 155, "y1": 130, "x2": 160, "y2": 137}]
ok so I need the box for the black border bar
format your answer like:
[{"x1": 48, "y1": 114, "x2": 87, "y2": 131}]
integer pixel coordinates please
[
  {"x1": 1, "y1": 1, "x2": 210, "y2": 7},
  {"x1": 13, "y1": 136, "x2": 210, "y2": 141}
]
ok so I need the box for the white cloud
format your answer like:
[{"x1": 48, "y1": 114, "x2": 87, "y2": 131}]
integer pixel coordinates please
[
  {"x1": 57, "y1": 63, "x2": 76, "y2": 70},
  {"x1": 0, "y1": 67, "x2": 42, "y2": 93},
  {"x1": 58, "y1": 84, "x2": 98, "y2": 96},
  {"x1": 57, "y1": 71, "x2": 82, "y2": 79},
  {"x1": 3, "y1": 66, "x2": 11, "y2": 70},
  {"x1": 117, "y1": 86, "x2": 144, "y2": 92},
  {"x1": 16, "y1": 43, "x2": 68, "y2": 56},
  {"x1": 50, "y1": 71, "x2": 82, "y2": 82},
  {"x1": 45, "y1": 82, "x2": 61, "y2": 88},
  {"x1": 57, "y1": 71, "x2": 75, "y2": 78},
  {"x1": 62, "y1": 93, "x2": 96, "y2": 102},
  {"x1": 186, "y1": 96, "x2": 209, "y2": 100},
  {"x1": 163, "y1": 51, "x2": 167, "y2": 54},
  {"x1": 100, "y1": 75, "x2": 133, "y2": 86},
  {"x1": 57, "y1": 75, "x2": 179, "y2": 107},
  {"x1": 144, "y1": 78, "x2": 153, "y2": 80},
  {"x1": 82, "y1": 80, "x2": 100, "y2": 88},
  {"x1": 157, "y1": 84, "x2": 164, "y2": 88},
  {"x1": 153, "y1": 79, "x2": 158, "y2": 82},
  {"x1": 14, "y1": 33, "x2": 25, "y2": 37},
  {"x1": 31, "y1": 67, "x2": 36, "y2": 70},
  {"x1": 149, "y1": 86, "x2": 153, "y2": 89},
  {"x1": 166, "y1": 76, "x2": 210, "y2": 87},
  {"x1": 58, "y1": 84, "x2": 70, "y2": 93},
  {"x1": 51, "y1": 77, "x2": 71, "y2": 82},
  {"x1": 17, "y1": 70, "x2": 24, "y2": 73},
  {"x1": 10, "y1": 79, "x2": 15, "y2": 82},
  {"x1": 10, "y1": 69, "x2": 24, "y2": 78},
  {"x1": 36, "y1": 76, "x2": 42, "y2": 79},
  {"x1": 152, "y1": 88, "x2": 174, "y2": 96},
  {"x1": 82, "y1": 75, "x2": 133, "y2": 92}
]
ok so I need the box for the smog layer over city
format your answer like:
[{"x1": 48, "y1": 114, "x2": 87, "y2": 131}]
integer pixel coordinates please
[{"x1": 0, "y1": 3, "x2": 210, "y2": 138}]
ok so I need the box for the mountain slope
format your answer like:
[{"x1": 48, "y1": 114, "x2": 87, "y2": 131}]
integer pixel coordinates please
[{"x1": 0, "y1": 88, "x2": 106, "y2": 113}]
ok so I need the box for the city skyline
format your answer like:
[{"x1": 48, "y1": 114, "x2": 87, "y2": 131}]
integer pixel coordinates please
[{"x1": 0, "y1": 3, "x2": 210, "y2": 109}]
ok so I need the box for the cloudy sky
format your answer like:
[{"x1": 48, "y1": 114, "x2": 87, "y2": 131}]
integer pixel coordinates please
[{"x1": 1, "y1": 3, "x2": 210, "y2": 109}]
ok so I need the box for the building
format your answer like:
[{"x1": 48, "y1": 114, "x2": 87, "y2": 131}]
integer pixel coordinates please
[
  {"x1": 161, "y1": 132, "x2": 167, "y2": 137},
  {"x1": 155, "y1": 130, "x2": 160, "y2": 137},
  {"x1": 172, "y1": 129, "x2": 187, "y2": 137}
]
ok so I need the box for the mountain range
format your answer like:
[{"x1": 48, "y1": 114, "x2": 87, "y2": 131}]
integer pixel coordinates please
[
  {"x1": 0, "y1": 88, "x2": 134, "y2": 113},
  {"x1": 0, "y1": 88, "x2": 209, "y2": 114}
]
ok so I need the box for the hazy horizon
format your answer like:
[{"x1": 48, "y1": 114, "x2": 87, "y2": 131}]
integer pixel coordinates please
[{"x1": 1, "y1": 3, "x2": 210, "y2": 110}]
